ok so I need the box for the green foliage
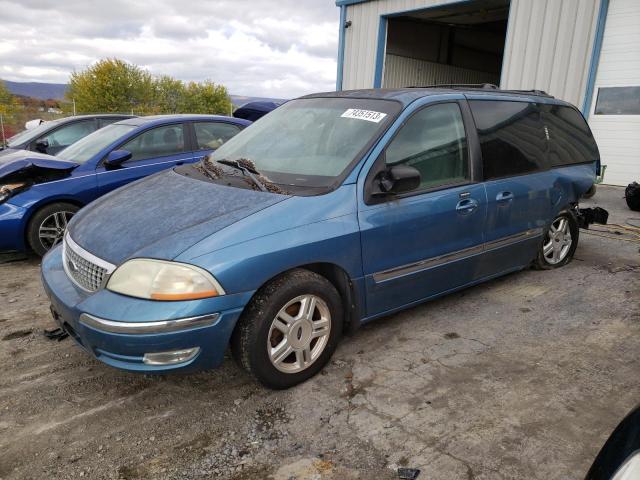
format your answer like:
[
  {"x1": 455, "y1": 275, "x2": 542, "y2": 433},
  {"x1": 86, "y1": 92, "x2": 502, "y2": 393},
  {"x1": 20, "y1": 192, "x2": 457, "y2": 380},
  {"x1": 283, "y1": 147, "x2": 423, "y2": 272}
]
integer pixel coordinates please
[
  {"x1": 67, "y1": 58, "x2": 232, "y2": 116},
  {"x1": 67, "y1": 58, "x2": 154, "y2": 114},
  {"x1": 0, "y1": 80, "x2": 19, "y2": 117},
  {"x1": 179, "y1": 81, "x2": 232, "y2": 115}
]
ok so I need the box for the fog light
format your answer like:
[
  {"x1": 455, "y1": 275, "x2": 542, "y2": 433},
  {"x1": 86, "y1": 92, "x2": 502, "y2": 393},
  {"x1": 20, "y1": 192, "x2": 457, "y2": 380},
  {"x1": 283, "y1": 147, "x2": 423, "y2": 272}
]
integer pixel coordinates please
[{"x1": 143, "y1": 347, "x2": 200, "y2": 366}]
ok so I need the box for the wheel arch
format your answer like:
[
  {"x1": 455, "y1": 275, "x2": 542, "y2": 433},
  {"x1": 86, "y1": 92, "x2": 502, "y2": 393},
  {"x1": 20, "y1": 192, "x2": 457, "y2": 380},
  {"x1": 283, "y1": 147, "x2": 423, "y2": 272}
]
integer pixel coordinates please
[{"x1": 234, "y1": 262, "x2": 363, "y2": 337}]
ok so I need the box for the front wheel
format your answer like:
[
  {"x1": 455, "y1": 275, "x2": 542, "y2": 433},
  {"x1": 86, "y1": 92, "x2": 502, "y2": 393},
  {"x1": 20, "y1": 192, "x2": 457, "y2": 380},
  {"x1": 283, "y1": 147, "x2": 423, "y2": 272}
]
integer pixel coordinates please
[
  {"x1": 27, "y1": 202, "x2": 79, "y2": 256},
  {"x1": 533, "y1": 211, "x2": 579, "y2": 270},
  {"x1": 231, "y1": 269, "x2": 343, "y2": 389}
]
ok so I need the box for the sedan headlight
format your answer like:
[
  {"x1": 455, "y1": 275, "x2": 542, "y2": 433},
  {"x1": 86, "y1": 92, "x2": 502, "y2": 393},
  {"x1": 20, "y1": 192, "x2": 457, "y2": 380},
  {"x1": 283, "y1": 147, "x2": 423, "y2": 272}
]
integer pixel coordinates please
[
  {"x1": 0, "y1": 183, "x2": 27, "y2": 204},
  {"x1": 106, "y1": 259, "x2": 225, "y2": 301}
]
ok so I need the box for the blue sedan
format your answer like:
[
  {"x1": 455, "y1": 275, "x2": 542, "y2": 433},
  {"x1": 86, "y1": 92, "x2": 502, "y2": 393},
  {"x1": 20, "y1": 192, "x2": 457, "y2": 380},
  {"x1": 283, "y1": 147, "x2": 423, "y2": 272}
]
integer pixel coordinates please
[{"x1": 0, "y1": 114, "x2": 250, "y2": 255}]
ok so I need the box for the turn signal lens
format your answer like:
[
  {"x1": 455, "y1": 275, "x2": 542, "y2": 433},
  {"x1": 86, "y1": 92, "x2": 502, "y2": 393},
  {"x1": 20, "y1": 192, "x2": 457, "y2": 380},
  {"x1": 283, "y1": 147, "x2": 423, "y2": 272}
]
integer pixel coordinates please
[{"x1": 106, "y1": 259, "x2": 224, "y2": 301}]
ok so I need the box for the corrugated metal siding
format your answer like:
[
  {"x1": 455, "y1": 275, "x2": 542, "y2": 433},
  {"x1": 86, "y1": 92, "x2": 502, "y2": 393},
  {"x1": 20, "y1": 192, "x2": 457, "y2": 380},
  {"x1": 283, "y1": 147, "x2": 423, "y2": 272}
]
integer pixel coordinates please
[
  {"x1": 341, "y1": 0, "x2": 602, "y2": 108},
  {"x1": 342, "y1": 0, "x2": 456, "y2": 90},
  {"x1": 587, "y1": 0, "x2": 640, "y2": 186},
  {"x1": 501, "y1": 0, "x2": 601, "y2": 108},
  {"x1": 383, "y1": 54, "x2": 500, "y2": 87}
]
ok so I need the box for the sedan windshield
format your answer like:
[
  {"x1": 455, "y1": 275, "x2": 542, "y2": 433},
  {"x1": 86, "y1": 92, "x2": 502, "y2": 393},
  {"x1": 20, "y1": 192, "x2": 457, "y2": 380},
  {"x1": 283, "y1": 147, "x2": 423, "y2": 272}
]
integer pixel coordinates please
[
  {"x1": 6, "y1": 119, "x2": 64, "y2": 147},
  {"x1": 207, "y1": 97, "x2": 400, "y2": 188},
  {"x1": 57, "y1": 123, "x2": 136, "y2": 164}
]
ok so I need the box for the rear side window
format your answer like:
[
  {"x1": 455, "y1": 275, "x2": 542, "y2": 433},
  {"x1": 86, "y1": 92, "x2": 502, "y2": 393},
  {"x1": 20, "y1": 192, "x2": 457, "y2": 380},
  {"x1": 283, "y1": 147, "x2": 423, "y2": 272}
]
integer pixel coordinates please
[
  {"x1": 121, "y1": 124, "x2": 186, "y2": 161},
  {"x1": 469, "y1": 100, "x2": 547, "y2": 180},
  {"x1": 542, "y1": 105, "x2": 599, "y2": 166},
  {"x1": 385, "y1": 103, "x2": 469, "y2": 190},
  {"x1": 193, "y1": 122, "x2": 241, "y2": 150}
]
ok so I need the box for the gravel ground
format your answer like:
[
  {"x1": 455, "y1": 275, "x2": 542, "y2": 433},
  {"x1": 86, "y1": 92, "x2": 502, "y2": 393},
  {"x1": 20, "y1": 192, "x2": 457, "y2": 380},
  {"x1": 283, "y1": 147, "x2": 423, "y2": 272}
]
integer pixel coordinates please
[{"x1": 0, "y1": 185, "x2": 638, "y2": 480}]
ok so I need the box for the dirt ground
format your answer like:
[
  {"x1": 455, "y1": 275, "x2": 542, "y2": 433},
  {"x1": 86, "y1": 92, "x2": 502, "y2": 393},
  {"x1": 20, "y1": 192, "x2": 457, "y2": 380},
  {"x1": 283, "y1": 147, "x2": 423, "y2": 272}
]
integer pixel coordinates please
[{"x1": 0, "y1": 185, "x2": 638, "y2": 480}]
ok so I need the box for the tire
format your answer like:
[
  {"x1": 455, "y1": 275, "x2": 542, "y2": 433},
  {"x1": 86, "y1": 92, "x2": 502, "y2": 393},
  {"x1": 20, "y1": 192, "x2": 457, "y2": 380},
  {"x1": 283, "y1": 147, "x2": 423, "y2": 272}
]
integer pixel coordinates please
[
  {"x1": 532, "y1": 210, "x2": 579, "y2": 270},
  {"x1": 27, "y1": 202, "x2": 79, "y2": 256},
  {"x1": 582, "y1": 184, "x2": 596, "y2": 199},
  {"x1": 231, "y1": 269, "x2": 343, "y2": 389}
]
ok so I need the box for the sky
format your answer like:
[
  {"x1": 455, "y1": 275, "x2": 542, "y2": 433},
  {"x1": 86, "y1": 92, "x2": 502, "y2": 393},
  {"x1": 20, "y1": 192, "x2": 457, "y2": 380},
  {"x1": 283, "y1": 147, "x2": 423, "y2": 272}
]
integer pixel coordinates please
[{"x1": 0, "y1": 0, "x2": 340, "y2": 98}]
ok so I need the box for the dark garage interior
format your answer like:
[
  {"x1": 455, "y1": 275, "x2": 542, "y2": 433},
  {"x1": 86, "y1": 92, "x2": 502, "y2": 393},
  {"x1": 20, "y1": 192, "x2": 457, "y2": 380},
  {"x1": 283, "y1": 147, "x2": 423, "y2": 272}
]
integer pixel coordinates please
[{"x1": 383, "y1": 0, "x2": 510, "y2": 88}]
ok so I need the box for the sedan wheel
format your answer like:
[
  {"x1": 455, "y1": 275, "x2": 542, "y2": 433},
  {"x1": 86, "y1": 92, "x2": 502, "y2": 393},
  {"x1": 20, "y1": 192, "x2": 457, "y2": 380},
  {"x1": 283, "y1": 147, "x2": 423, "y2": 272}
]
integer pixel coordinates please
[
  {"x1": 27, "y1": 202, "x2": 80, "y2": 257},
  {"x1": 38, "y1": 210, "x2": 74, "y2": 251}
]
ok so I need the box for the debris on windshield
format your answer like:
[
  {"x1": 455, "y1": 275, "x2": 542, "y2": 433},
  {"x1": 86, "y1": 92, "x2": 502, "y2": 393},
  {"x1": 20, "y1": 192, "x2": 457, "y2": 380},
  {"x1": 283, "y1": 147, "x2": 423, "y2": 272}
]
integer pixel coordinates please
[
  {"x1": 201, "y1": 155, "x2": 288, "y2": 195},
  {"x1": 195, "y1": 155, "x2": 225, "y2": 180},
  {"x1": 235, "y1": 158, "x2": 289, "y2": 195}
]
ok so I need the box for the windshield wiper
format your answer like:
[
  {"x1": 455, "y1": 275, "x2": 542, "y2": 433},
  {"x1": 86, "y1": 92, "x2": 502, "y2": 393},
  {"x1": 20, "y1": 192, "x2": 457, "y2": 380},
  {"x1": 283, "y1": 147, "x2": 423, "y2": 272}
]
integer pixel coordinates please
[{"x1": 217, "y1": 159, "x2": 268, "y2": 192}]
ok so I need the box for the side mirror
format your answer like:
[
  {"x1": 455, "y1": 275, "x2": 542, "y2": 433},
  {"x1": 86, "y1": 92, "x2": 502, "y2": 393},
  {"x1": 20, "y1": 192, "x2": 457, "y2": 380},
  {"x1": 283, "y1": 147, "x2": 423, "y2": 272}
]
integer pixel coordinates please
[
  {"x1": 105, "y1": 150, "x2": 132, "y2": 168},
  {"x1": 34, "y1": 138, "x2": 49, "y2": 153},
  {"x1": 378, "y1": 165, "x2": 421, "y2": 195}
]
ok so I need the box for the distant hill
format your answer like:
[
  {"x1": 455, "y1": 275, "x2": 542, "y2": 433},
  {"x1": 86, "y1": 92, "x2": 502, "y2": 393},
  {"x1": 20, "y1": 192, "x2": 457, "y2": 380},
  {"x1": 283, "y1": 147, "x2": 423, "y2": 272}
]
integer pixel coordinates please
[
  {"x1": 3, "y1": 80, "x2": 67, "y2": 100},
  {"x1": 2, "y1": 79, "x2": 285, "y2": 106}
]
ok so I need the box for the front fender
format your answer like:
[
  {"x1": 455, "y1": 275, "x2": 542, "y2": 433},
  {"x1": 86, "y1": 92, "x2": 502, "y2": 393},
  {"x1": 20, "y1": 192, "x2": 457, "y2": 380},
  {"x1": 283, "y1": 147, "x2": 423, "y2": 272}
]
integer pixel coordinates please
[{"x1": 177, "y1": 212, "x2": 363, "y2": 296}]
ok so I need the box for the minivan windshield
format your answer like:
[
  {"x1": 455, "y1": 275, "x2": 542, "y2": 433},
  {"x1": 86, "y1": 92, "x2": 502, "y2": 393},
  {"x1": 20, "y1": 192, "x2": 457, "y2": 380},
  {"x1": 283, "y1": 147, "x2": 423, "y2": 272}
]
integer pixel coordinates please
[
  {"x1": 57, "y1": 123, "x2": 136, "y2": 164},
  {"x1": 207, "y1": 97, "x2": 400, "y2": 188}
]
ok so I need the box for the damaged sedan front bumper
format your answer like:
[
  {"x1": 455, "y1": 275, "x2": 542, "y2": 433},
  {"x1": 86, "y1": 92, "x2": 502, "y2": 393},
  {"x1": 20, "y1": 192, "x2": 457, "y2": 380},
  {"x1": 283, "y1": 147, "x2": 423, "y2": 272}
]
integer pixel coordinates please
[{"x1": 0, "y1": 202, "x2": 29, "y2": 252}]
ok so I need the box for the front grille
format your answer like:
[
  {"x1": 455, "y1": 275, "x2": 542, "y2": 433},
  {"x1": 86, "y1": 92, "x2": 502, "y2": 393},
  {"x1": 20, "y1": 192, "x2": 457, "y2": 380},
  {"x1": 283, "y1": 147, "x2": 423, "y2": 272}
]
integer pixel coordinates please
[{"x1": 63, "y1": 235, "x2": 115, "y2": 292}]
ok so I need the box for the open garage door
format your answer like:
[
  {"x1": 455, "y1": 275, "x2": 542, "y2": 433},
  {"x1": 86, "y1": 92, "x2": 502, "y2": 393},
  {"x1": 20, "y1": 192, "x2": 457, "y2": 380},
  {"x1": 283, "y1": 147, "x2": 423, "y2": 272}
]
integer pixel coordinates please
[{"x1": 382, "y1": 0, "x2": 510, "y2": 88}]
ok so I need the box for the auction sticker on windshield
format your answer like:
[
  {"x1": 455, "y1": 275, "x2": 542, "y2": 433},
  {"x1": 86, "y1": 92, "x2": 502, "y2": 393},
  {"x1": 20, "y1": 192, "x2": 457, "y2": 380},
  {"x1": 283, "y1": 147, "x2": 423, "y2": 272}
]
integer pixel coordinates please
[{"x1": 341, "y1": 109, "x2": 387, "y2": 123}]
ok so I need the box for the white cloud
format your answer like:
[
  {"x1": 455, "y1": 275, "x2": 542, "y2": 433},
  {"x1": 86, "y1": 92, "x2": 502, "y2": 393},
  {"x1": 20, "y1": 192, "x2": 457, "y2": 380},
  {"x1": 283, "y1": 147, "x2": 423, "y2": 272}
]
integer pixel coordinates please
[{"x1": 0, "y1": 0, "x2": 340, "y2": 98}]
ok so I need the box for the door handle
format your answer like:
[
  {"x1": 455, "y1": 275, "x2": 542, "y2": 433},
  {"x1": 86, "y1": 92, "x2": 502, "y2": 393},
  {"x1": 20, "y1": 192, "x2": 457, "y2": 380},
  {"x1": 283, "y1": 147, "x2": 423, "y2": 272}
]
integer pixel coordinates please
[
  {"x1": 175, "y1": 161, "x2": 184, "y2": 165},
  {"x1": 496, "y1": 191, "x2": 514, "y2": 202},
  {"x1": 456, "y1": 198, "x2": 479, "y2": 214}
]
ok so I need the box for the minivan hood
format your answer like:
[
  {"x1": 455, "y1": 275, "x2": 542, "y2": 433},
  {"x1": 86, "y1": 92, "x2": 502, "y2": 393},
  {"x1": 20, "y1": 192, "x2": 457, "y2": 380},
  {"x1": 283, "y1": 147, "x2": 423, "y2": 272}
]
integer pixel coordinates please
[
  {"x1": 0, "y1": 149, "x2": 77, "y2": 181},
  {"x1": 68, "y1": 169, "x2": 288, "y2": 265}
]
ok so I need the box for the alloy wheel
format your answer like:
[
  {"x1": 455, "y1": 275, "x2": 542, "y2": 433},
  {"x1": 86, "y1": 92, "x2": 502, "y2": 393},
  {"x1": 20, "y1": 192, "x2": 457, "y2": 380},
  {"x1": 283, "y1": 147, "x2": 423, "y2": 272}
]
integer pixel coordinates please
[
  {"x1": 267, "y1": 294, "x2": 331, "y2": 374},
  {"x1": 542, "y1": 217, "x2": 573, "y2": 265},
  {"x1": 38, "y1": 210, "x2": 74, "y2": 251}
]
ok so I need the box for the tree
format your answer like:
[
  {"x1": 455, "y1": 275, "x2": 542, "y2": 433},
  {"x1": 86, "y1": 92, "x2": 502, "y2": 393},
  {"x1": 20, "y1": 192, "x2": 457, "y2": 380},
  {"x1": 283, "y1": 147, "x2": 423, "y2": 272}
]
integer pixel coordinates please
[
  {"x1": 152, "y1": 75, "x2": 186, "y2": 114},
  {"x1": 178, "y1": 80, "x2": 232, "y2": 115},
  {"x1": 0, "y1": 81, "x2": 20, "y2": 140},
  {"x1": 66, "y1": 58, "x2": 154, "y2": 114},
  {"x1": 66, "y1": 58, "x2": 233, "y2": 116}
]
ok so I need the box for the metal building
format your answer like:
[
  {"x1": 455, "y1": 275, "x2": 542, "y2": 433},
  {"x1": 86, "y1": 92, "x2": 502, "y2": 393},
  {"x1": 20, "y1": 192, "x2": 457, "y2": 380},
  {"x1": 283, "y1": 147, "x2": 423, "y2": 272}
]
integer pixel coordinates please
[{"x1": 335, "y1": 0, "x2": 639, "y2": 186}]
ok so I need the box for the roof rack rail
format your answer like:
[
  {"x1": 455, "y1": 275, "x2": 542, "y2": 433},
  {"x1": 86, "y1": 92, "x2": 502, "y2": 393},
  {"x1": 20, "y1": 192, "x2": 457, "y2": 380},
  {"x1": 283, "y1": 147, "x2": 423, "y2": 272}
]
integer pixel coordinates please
[
  {"x1": 407, "y1": 83, "x2": 500, "y2": 90},
  {"x1": 406, "y1": 83, "x2": 554, "y2": 98}
]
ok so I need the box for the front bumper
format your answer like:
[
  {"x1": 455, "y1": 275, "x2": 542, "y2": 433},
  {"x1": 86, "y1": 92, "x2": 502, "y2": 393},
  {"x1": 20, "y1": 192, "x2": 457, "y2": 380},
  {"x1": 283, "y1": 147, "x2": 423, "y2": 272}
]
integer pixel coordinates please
[
  {"x1": 41, "y1": 245, "x2": 254, "y2": 373},
  {"x1": 0, "y1": 202, "x2": 28, "y2": 252}
]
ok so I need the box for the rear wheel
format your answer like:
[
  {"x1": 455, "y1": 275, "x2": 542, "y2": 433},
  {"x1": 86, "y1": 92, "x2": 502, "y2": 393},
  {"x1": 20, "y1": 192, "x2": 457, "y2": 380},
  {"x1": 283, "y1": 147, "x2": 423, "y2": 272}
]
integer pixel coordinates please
[
  {"x1": 27, "y1": 202, "x2": 79, "y2": 256},
  {"x1": 231, "y1": 269, "x2": 343, "y2": 389},
  {"x1": 533, "y1": 211, "x2": 579, "y2": 270}
]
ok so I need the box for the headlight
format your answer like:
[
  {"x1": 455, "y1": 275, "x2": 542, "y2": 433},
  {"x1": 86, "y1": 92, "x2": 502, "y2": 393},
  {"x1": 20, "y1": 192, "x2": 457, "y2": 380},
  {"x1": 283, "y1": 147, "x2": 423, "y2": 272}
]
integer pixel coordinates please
[
  {"x1": 106, "y1": 259, "x2": 225, "y2": 301},
  {"x1": 0, "y1": 183, "x2": 26, "y2": 204}
]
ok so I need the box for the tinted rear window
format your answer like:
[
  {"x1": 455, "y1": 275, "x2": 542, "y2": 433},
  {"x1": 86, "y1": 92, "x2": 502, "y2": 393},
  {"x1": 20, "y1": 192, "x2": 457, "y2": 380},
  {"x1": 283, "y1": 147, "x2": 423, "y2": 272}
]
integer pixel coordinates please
[
  {"x1": 542, "y1": 104, "x2": 599, "y2": 166},
  {"x1": 469, "y1": 100, "x2": 547, "y2": 180}
]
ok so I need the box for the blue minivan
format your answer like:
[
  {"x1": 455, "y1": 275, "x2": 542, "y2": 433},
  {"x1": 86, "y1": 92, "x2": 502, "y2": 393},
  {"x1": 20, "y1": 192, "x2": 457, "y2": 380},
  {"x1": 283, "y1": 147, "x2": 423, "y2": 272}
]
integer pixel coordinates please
[{"x1": 41, "y1": 87, "x2": 600, "y2": 388}]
